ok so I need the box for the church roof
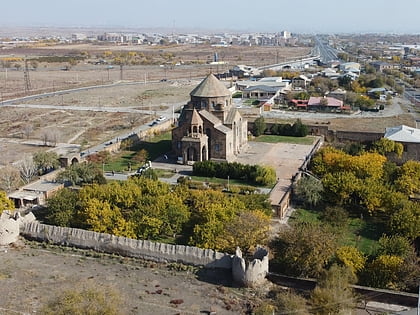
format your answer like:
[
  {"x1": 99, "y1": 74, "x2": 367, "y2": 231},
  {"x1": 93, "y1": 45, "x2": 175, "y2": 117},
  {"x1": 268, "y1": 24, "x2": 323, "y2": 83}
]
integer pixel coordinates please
[
  {"x1": 190, "y1": 108, "x2": 203, "y2": 125},
  {"x1": 225, "y1": 108, "x2": 239, "y2": 125},
  {"x1": 198, "y1": 109, "x2": 231, "y2": 134},
  {"x1": 190, "y1": 73, "x2": 231, "y2": 98},
  {"x1": 199, "y1": 109, "x2": 222, "y2": 126}
]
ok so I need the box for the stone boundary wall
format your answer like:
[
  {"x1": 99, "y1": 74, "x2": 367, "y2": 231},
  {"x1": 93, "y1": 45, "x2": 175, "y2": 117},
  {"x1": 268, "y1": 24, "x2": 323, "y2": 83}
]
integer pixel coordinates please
[
  {"x1": 275, "y1": 137, "x2": 323, "y2": 218},
  {"x1": 21, "y1": 222, "x2": 232, "y2": 269},
  {"x1": 248, "y1": 121, "x2": 384, "y2": 144}
]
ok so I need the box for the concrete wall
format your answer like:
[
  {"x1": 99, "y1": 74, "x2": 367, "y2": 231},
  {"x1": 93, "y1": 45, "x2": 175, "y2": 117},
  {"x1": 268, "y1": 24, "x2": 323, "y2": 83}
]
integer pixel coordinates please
[{"x1": 21, "y1": 222, "x2": 232, "y2": 269}]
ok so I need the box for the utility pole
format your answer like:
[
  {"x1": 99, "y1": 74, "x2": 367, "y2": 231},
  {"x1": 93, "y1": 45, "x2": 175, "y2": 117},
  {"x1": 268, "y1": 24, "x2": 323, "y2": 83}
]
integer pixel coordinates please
[
  {"x1": 23, "y1": 58, "x2": 31, "y2": 94},
  {"x1": 120, "y1": 64, "x2": 123, "y2": 81}
]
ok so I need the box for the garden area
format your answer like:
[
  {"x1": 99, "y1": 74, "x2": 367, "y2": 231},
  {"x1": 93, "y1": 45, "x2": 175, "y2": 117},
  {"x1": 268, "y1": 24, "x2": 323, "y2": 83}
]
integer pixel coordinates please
[
  {"x1": 273, "y1": 138, "x2": 420, "y2": 293},
  {"x1": 102, "y1": 131, "x2": 172, "y2": 173}
]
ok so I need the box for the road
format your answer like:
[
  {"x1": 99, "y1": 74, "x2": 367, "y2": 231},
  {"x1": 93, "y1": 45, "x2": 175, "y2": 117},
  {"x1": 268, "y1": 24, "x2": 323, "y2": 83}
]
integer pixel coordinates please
[{"x1": 314, "y1": 36, "x2": 339, "y2": 64}]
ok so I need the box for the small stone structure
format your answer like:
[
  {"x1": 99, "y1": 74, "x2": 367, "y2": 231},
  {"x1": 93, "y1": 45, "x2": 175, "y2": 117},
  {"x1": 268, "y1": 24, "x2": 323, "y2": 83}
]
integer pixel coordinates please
[
  {"x1": 0, "y1": 211, "x2": 36, "y2": 245},
  {"x1": 232, "y1": 246, "x2": 269, "y2": 287}
]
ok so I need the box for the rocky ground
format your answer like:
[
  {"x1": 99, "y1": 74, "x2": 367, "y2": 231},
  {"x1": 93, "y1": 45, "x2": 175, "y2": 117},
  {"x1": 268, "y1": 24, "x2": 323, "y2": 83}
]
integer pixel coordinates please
[{"x1": 0, "y1": 241, "x2": 267, "y2": 315}]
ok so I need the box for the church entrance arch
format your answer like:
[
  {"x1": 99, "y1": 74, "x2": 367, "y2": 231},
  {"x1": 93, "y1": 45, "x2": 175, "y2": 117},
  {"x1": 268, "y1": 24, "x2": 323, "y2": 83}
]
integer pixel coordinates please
[
  {"x1": 185, "y1": 146, "x2": 197, "y2": 162},
  {"x1": 202, "y1": 146, "x2": 207, "y2": 161}
]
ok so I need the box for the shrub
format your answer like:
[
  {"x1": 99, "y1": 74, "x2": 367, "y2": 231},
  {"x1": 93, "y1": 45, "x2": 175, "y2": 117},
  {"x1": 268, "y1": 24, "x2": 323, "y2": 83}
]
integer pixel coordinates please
[{"x1": 41, "y1": 284, "x2": 123, "y2": 315}]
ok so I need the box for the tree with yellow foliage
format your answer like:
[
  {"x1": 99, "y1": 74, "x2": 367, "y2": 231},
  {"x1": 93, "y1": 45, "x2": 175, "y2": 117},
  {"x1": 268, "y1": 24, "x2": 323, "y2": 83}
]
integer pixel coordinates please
[
  {"x1": 215, "y1": 210, "x2": 270, "y2": 255},
  {"x1": 0, "y1": 190, "x2": 14, "y2": 214}
]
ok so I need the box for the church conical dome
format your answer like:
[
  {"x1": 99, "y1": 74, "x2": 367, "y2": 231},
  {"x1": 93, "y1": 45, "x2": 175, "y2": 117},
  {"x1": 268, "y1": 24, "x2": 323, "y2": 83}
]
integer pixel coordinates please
[{"x1": 190, "y1": 73, "x2": 231, "y2": 98}]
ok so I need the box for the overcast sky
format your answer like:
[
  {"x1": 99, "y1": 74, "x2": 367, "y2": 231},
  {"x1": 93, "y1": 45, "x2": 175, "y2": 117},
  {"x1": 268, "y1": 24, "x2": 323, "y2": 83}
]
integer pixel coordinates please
[{"x1": 2, "y1": 0, "x2": 419, "y2": 34}]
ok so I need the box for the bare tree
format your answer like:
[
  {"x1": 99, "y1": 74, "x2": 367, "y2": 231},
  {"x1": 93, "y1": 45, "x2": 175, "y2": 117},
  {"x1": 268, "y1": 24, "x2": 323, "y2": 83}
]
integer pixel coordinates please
[
  {"x1": 17, "y1": 155, "x2": 37, "y2": 184},
  {"x1": 40, "y1": 128, "x2": 61, "y2": 146},
  {"x1": 23, "y1": 123, "x2": 33, "y2": 139},
  {"x1": 0, "y1": 166, "x2": 21, "y2": 193},
  {"x1": 128, "y1": 114, "x2": 141, "y2": 128}
]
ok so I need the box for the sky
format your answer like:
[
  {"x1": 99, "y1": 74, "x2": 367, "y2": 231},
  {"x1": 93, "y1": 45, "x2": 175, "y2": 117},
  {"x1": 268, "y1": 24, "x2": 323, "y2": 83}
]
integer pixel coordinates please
[{"x1": 1, "y1": 0, "x2": 419, "y2": 34}]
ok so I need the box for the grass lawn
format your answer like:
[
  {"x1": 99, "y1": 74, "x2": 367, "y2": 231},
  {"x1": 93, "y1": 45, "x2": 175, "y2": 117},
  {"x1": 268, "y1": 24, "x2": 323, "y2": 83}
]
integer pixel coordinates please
[
  {"x1": 105, "y1": 131, "x2": 172, "y2": 172},
  {"x1": 190, "y1": 175, "x2": 273, "y2": 189},
  {"x1": 253, "y1": 135, "x2": 315, "y2": 145},
  {"x1": 133, "y1": 131, "x2": 172, "y2": 161},
  {"x1": 154, "y1": 168, "x2": 175, "y2": 178},
  {"x1": 290, "y1": 208, "x2": 383, "y2": 255}
]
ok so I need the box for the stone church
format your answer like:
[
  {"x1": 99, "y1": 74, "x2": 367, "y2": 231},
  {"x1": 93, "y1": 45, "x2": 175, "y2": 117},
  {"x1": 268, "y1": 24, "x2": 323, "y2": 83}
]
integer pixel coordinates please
[{"x1": 172, "y1": 74, "x2": 248, "y2": 164}]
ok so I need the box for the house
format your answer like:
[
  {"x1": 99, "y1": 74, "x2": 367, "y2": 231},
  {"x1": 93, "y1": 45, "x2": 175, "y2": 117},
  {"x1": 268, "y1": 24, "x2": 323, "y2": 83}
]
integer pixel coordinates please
[
  {"x1": 172, "y1": 74, "x2": 248, "y2": 164},
  {"x1": 290, "y1": 99, "x2": 309, "y2": 109},
  {"x1": 384, "y1": 125, "x2": 420, "y2": 161},
  {"x1": 368, "y1": 87, "x2": 388, "y2": 101},
  {"x1": 339, "y1": 72, "x2": 359, "y2": 81},
  {"x1": 307, "y1": 96, "x2": 343, "y2": 111},
  {"x1": 8, "y1": 180, "x2": 64, "y2": 208},
  {"x1": 339, "y1": 62, "x2": 361, "y2": 75},
  {"x1": 321, "y1": 68, "x2": 339, "y2": 79},
  {"x1": 371, "y1": 61, "x2": 397, "y2": 72},
  {"x1": 230, "y1": 65, "x2": 261, "y2": 78},
  {"x1": 236, "y1": 78, "x2": 291, "y2": 105},
  {"x1": 242, "y1": 85, "x2": 281, "y2": 100},
  {"x1": 328, "y1": 88, "x2": 347, "y2": 101},
  {"x1": 291, "y1": 75, "x2": 311, "y2": 89}
]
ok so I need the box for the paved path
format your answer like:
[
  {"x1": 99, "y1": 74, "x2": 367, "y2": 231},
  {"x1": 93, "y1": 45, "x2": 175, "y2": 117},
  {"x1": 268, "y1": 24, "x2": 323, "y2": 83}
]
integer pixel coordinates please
[{"x1": 235, "y1": 141, "x2": 315, "y2": 208}]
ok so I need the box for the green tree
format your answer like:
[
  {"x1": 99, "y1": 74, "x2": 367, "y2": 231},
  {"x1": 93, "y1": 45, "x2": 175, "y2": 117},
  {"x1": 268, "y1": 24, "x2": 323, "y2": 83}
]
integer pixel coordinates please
[
  {"x1": 254, "y1": 165, "x2": 276, "y2": 186},
  {"x1": 389, "y1": 201, "x2": 420, "y2": 240},
  {"x1": 187, "y1": 190, "x2": 242, "y2": 249},
  {"x1": 215, "y1": 210, "x2": 270, "y2": 254},
  {"x1": 321, "y1": 206, "x2": 348, "y2": 227},
  {"x1": 273, "y1": 222, "x2": 338, "y2": 277},
  {"x1": 377, "y1": 234, "x2": 412, "y2": 258},
  {"x1": 276, "y1": 290, "x2": 310, "y2": 315},
  {"x1": 310, "y1": 265, "x2": 357, "y2": 315},
  {"x1": 132, "y1": 149, "x2": 148, "y2": 164},
  {"x1": 253, "y1": 116, "x2": 266, "y2": 136},
  {"x1": 45, "y1": 188, "x2": 79, "y2": 226},
  {"x1": 33, "y1": 151, "x2": 60, "y2": 175},
  {"x1": 293, "y1": 175, "x2": 323, "y2": 208},
  {"x1": 363, "y1": 255, "x2": 404, "y2": 289},
  {"x1": 371, "y1": 138, "x2": 403, "y2": 158},
  {"x1": 56, "y1": 162, "x2": 106, "y2": 186}
]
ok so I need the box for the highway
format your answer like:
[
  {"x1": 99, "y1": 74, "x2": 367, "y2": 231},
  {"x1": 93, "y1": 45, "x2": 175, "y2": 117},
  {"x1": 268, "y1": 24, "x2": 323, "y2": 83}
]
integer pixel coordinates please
[{"x1": 314, "y1": 36, "x2": 339, "y2": 64}]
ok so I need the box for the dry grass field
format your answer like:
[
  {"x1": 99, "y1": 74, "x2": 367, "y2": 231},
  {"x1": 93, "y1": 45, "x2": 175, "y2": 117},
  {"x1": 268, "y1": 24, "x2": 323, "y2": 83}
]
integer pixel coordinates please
[
  {"x1": 0, "y1": 42, "x2": 415, "y2": 167},
  {"x1": 0, "y1": 43, "x2": 310, "y2": 166}
]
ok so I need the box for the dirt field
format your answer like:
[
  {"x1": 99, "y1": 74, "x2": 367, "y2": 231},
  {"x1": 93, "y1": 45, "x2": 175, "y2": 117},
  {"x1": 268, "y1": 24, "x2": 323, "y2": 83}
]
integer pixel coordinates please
[
  {"x1": 0, "y1": 43, "x2": 310, "y2": 98},
  {"x1": 0, "y1": 43, "x2": 311, "y2": 166},
  {"x1": 0, "y1": 242, "x2": 262, "y2": 315}
]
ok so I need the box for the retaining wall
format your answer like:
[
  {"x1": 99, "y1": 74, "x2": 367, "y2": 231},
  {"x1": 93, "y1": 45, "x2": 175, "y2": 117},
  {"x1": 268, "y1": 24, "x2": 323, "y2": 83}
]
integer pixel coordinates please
[{"x1": 21, "y1": 222, "x2": 232, "y2": 269}]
